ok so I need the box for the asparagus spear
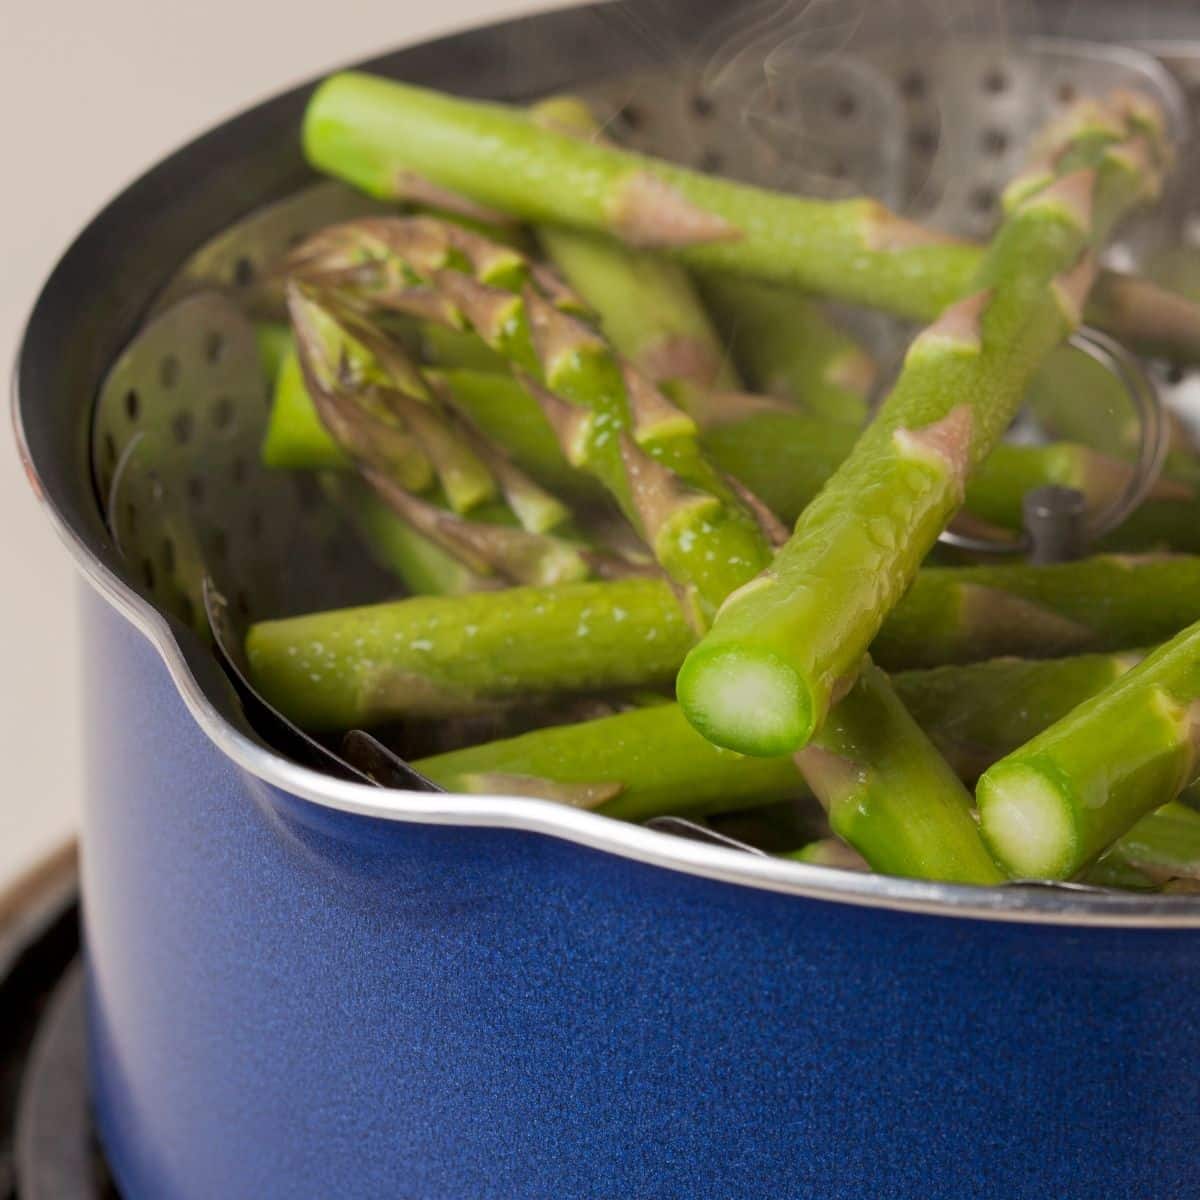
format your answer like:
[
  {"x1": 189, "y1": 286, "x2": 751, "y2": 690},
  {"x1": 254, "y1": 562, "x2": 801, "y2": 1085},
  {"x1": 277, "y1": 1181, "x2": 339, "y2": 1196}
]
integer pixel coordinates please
[
  {"x1": 418, "y1": 701, "x2": 803, "y2": 820},
  {"x1": 872, "y1": 554, "x2": 1200, "y2": 669},
  {"x1": 693, "y1": 273, "x2": 874, "y2": 425},
  {"x1": 246, "y1": 578, "x2": 695, "y2": 731},
  {"x1": 978, "y1": 619, "x2": 1200, "y2": 879},
  {"x1": 529, "y1": 96, "x2": 740, "y2": 392},
  {"x1": 302, "y1": 73, "x2": 1199, "y2": 362},
  {"x1": 286, "y1": 216, "x2": 776, "y2": 625},
  {"x1": 788, "y1": 839, "x2": 869, "y2": 871},
  {"x1": 679, "y1": 96, "x2": 1170, "y2": 755},
  {"x1": 247, "y1": 555, "x2": 1200, "y2": 729},
  {"x1": 795, "y1": 661, "x2": 1004, "y2": 882},
  {"x1": 1089, "y1": 801, "x2": 1200, "y2": 888}
]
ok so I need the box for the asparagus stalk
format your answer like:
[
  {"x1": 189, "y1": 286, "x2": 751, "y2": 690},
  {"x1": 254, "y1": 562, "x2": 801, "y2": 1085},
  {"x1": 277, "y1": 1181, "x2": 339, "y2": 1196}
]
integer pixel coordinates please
[
  {"x1": 255, "y1": 321, "x2": 294, "y2": 383},
  {"x1": 246, "y1": 578, "x2": 695, "y2": 731},
  {"x1": 978, "y1": 619, "x2": 1200, "y2": 879},
  {"x1": 1090, "y1": 801, "x2": 1200, "y2": 887},
  {"x1": 302, "y1": 73, "x2": 1199, "y2": 362},
  {"x1": 899, "y1": 651, "x2": 1138, "y2": 780},
  {"x1": 679, "y1": 96, "x2": 1170, "y2": 755},
  {"x1": 247, "y1": 556, "x2": 1200, "y2": 729},
  {"x1": 693, "y1": 273, "x2": 874, "y2": 424},
  {"x1": 287, "y1": 216, "x2": 776, "y2": 624},
  {"x1": 529, "y1": 96, "x2": 740, "y2": 392},
  {"x1": 796, "y1": 662, "x2": 1004, "y2": 882},
  {"x1": 788, "y1": 839, "x2": 869, "y2": 871},
  {"x1": 873, "y1": 554, "x2": 1200, "y2": 669},
  {"x1": 418, "y1": 701, "x2": 803, "y2": 820}
]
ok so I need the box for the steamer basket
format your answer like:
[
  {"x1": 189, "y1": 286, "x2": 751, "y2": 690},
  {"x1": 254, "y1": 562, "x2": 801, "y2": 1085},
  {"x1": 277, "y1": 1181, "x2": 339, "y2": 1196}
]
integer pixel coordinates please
[{"x1": 13, "y1": 1, "x2": 1200, "y2": 1197}]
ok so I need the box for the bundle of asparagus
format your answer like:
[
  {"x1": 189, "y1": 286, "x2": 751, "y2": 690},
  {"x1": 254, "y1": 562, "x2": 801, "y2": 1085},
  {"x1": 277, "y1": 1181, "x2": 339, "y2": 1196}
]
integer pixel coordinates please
[{"x1": 233, "y1": 76, "x2": 1200, "y2": 892}]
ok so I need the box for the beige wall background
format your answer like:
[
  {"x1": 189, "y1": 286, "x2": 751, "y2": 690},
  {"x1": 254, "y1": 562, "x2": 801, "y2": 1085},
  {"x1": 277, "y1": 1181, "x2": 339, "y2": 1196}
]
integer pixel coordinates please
[{"x1": 0, "y1": 0, "x2": 572, "y2": 889}]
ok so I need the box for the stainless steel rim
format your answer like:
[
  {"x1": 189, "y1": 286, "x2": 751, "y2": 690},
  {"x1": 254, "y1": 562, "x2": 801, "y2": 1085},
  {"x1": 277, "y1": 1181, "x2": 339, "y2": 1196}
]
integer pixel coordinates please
[{"x1": 13, "y1": 367, "x2": 1200, "y2": 930}]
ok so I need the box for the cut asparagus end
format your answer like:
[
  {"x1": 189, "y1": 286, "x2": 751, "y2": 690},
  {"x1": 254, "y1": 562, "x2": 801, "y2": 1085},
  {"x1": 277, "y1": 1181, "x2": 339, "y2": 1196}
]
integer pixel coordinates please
[
  {"x1": 677, "y1": 646, "x2": 812, "y2": 757},
  {"x1": 977, "y1": 763, "x2": 1077, "y2": 878}
]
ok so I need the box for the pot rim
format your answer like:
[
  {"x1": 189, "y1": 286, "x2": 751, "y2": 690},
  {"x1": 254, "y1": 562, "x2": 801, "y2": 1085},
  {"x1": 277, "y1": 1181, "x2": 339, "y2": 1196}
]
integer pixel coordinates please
[{"x1": 11, "y1": 8, "x2": 1200, "y2": 930}]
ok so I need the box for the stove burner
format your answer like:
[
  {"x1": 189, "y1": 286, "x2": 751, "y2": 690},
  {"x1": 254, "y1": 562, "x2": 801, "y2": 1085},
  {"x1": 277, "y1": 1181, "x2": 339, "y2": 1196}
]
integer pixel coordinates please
[{"x1": 0, "y1": 849, "x2": 118, "y2": 1199}]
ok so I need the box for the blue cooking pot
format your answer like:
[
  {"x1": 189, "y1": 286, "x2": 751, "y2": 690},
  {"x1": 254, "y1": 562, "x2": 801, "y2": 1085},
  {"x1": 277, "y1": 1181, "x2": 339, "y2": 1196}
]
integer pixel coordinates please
[{"x1": 14, "y1": 1, "x2": 1200, "y2": 1196}]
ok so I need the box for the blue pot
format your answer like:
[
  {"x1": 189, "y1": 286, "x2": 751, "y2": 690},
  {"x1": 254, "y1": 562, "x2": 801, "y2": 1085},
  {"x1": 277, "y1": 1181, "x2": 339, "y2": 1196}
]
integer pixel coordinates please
[{"x1": 14, "y1": 2, "x2": 1200, "y2": 1196}]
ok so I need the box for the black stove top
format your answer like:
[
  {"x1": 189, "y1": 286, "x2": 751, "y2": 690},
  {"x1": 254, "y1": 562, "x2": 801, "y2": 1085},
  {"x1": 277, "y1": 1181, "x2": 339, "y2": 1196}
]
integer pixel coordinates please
[{"x1": 0, "y1": 849, "x2": 118, "y2": 1199}]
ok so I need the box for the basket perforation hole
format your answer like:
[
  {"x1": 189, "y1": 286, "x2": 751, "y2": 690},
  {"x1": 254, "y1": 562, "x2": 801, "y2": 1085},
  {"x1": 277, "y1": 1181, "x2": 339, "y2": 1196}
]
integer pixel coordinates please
[
  {"x1": 1167, "y1": 364, "x2": 1186, "y2": 386},
  {"x1": 900, "y1": 71, "x2": 926, "y2": 100},
  {"x1": 103, "y1": 432, "x2": 117, "y2": 466},
  {"x1": 699, "y1": 149, "x2": 724, "y2": 173},
  {"x1": 983, "y1": 67, "x2": 1009, "y2": 95},
  {"x1": 171, "y1": 411, "x2": 194, "y2": 445},
  {"x1": 233, "y1": 257, "x2": 256, "y2": 288},
  {"x1": 124, "y1": 389, "x2": 140, "y2": 421},
  {"x1": 235, "y1": 589, "x2": 252, "y2": 618},
  {"x1": 205, "y1": 331, "x2": 226, "y2": 364},
  {"x1": 186, "y1": 476, "x2": 206, "y2": 506},
  {"x1": 691, "y1": 93, "x2": 715, "y2": 119},
  {"x1": 177, "y1": 592, "x2": 195, "y2": 628},
  {"x1": 160, "y1": 355, "x2": 180, "y2": 388},
  {"x1": 248, "y1": 510, "x2": 263, "y2": 541},
  {"x1": 124, "y1": 501, "x2": 137, "y2": 538},
  {"x1": 1057, "y1": 80, "x2": 1078, "y2": 105},
  {"x1": 833, "y1": 93, "x2": 857, "y2": 120},
  {"x1": 981, "y1": 128, "x2": 1008, "y2": 156},
  {"x1": 286, "y1": 230, "x2": 308, "y2": 249},
  {"x1": 161, "y1": 536, "x2": 176, "y2": 575},
  {"x1": 971, "y1": 186, "x2": 997, "y2": 214},
  {"x1": 616, "y1": 103, "x2": 644, "y2": 132},
  {"x1": 142, "y1": 557, "x2": 156, "y2": 592},
  {"x1": 211, "y1": 395, "x2": 236, "y2": 431},
  {"x1": 294, "y1": 475, "x2": 323, "y2": 512},
  {"x1": 209, "y1": 529, "x2": 228, "y2": 561},
  {"x1": 828, "y1": 158, "x2": 849, "y2": 180},
  {"x1": 231, "y1": 456, "x2": 248, "y2": 485},
  {"x1": 910, "y1": 127, "x2": 937, "y2": 156}
]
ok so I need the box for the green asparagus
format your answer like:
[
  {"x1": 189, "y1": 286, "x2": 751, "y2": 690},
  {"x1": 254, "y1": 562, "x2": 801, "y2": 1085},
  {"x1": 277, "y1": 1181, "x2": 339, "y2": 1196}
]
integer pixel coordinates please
[
  {"x1": 679, "y1": 95, "x2": 1169, "y2": 755},
  {"x1": 979, "y1": 618, "x2": 1200, "y2": 878},
  {"x1": 1090, "y1": 800, "x2": 1200, "y2": 887},
  {"x1": 302, "y1": 73, "x2": 1200, "y2": 362},
  {"x1": 246, "y1": 578, "x2": 694, "y2": 731},
  {"x1": 529, "y1": 96, "x2": 740, "y2": 392},
  {"x1": 694, "y1": 273, "x2": 874, "y2": 424}
]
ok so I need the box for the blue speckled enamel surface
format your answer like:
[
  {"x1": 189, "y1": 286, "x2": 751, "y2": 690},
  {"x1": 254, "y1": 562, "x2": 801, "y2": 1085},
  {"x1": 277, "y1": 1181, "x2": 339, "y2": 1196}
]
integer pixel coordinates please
[{"x1": 81, "y1": 591, "x2": 1199, "y2": 1199}]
